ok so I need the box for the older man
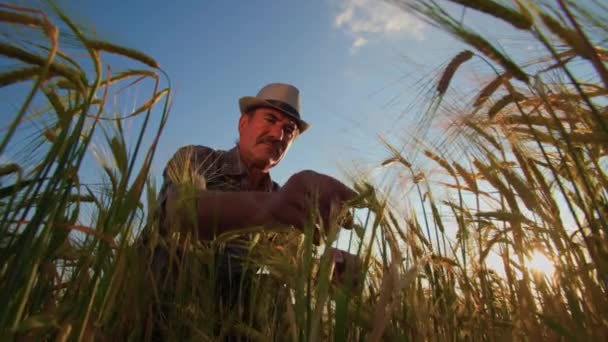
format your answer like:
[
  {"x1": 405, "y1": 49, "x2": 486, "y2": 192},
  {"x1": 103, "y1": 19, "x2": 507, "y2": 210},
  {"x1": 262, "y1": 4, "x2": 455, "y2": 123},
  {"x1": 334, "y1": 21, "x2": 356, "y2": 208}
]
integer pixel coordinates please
[
  {"x1": 156, "y1": 83, "x2": 357, "y2": 306},
  {"x1": 162, "y1": 83, "x2": 355, "y2": 236}
]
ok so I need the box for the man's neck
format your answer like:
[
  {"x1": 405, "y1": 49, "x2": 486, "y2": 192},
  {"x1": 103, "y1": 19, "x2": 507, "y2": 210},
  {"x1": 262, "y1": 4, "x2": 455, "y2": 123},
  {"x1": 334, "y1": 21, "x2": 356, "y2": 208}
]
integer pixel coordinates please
[
  {"x1": 237, "y1": 146, "x2": 271, "y2": 190},
  {"x1": 246, "y1": 168, "x2": 269, "y2": 190}
]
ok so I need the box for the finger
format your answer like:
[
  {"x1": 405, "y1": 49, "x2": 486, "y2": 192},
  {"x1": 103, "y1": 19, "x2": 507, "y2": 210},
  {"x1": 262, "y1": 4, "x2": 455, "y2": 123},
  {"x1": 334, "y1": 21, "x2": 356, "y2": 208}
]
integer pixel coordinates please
[
  {"x1": 339, "y1": 210, "x2": 354, "y2": 229},
  {"x1": 338, "y1": 185, "x2": 358, "y2": 202},
  {"x1": 317, "y1": 197, "x2": 350, "y2": 231},
  {"x1": 313, "y1": 225, "x2": 321, "y2": 245}
]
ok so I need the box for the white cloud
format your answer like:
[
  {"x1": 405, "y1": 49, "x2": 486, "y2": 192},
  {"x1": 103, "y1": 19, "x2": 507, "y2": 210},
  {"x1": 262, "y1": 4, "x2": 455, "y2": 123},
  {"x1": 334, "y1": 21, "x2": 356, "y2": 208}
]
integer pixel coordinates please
[
  {"x1": 352, "y1": 36, "x2": 368, "y2": 49},
  {"x1": 334, "y1": 0, "x2": 425, "y2": 53}
]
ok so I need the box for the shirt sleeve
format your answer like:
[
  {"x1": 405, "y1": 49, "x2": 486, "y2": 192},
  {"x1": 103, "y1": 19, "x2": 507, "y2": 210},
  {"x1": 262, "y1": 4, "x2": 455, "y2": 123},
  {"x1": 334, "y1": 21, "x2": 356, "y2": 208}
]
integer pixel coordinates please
[
  {"x1": 158, "y1": 145, "x2": 218, "y2": 234},
  {"x1": 159, "y1": 145, "x2": 218, "y2": 197}
]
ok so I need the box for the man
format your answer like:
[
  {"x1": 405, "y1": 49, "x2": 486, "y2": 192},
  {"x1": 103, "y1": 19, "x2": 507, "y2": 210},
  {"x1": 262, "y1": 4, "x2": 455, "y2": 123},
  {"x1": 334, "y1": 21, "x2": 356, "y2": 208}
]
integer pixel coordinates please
[
  {"x1": 161, "y1": 83, "x2": 356, "y2": 241},
  {"x1": 154, "y1": 83, "x2": 359, "y2": 326}
]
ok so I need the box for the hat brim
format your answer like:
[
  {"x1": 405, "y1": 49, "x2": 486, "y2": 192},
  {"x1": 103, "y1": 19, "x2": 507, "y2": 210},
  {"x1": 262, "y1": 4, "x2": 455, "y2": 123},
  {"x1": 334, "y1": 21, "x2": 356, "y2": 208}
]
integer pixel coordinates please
[{"x1": 239, "y1": 97, "x2": 310, "y2": 133}]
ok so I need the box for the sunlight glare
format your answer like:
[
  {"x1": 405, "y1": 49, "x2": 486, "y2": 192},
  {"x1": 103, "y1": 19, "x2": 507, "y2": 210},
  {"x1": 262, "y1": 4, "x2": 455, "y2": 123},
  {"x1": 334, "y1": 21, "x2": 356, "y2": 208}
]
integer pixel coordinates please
[{"x1": 528, "y1": 251, "x2": 555, "y2": 278}]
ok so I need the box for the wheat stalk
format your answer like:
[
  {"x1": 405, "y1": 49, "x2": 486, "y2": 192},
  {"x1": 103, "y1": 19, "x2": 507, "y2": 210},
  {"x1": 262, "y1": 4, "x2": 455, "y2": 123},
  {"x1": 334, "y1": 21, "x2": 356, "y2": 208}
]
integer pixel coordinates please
[
  {"x1": 0, "y1": 66, "x2": 42, "y2": 88},
  {"x1": 437, "y1": 50, "x2": 474, "y2": 95},
  {"x1": 474, "y1": 72, "x2": 511, "y2": 108},
  {"x1": 0, "y1": 42, "x2": 84, "y2": 90},
  {"x1": 448, "y1": 0, "x2": 532, "y2": 30},
  {"x1": 0, "y1": 9, "x2": 45, "y2": 27},
  {"x1": 488, "y1": 92, "x2": 526, "y2": 118},
  {"x1": 459, "y1": 29, "x2": 528, "y2": 83},
  {"x1": 85, "y1": 40, "x2": 160, "y2": 69}
]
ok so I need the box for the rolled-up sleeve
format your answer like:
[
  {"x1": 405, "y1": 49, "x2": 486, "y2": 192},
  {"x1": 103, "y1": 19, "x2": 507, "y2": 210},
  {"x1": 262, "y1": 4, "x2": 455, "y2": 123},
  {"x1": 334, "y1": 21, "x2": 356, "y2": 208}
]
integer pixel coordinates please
[{"x1": 159, "y1": 145, "x2": 217, "y2": 235}]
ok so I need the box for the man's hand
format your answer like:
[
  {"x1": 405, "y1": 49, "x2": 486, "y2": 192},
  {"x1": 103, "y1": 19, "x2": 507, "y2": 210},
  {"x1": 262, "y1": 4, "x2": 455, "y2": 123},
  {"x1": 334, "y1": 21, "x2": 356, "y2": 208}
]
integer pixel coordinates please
[
  {"x1": 268, "y1": 170, "x2": 357, "y2": 233},
  {"x1": 331, "y1": 248, "x2": 363, "y2": 289}
]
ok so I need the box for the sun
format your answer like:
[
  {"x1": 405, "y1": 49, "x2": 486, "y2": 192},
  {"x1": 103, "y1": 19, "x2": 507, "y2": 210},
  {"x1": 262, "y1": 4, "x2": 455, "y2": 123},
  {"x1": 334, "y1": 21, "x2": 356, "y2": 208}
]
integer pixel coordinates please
[{"x1": 527, "y1": 250, "x2": 555, "y2": 278}]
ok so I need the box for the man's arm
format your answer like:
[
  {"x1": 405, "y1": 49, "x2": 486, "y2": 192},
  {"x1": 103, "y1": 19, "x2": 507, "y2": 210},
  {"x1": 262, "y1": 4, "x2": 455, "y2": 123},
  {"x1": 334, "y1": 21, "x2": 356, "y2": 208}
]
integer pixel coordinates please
[
  {"x1": 164, "y1": 170, "x2": 357, "y2": 241},
  {"x1": 164, "y1": 185, "x2": 276, "y2": 240}
]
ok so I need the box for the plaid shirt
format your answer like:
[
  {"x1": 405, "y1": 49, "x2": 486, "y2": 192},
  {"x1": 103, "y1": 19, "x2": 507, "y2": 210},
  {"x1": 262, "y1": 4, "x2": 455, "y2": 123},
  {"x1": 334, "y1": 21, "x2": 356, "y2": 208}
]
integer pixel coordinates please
[
  {"x1": 160, "y1": 144, "x2": 278, "y2": 202},
  {"x1": 158, "y1": 145, "x2": 280, "y2": 275}
]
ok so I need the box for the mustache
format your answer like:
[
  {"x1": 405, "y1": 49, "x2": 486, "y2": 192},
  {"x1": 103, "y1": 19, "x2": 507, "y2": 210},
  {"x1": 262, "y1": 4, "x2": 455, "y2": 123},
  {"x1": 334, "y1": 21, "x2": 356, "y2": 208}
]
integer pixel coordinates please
[{"x1": 256, "y1": 136, "x2": 285, "y2": 152}]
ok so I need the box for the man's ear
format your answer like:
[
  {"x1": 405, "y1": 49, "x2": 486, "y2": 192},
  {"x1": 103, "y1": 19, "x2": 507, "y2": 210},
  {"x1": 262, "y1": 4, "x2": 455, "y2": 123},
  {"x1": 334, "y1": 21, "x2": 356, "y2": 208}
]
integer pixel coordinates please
[{"x1": 238, "y1": 114, "x2": 249, "y2": 134}]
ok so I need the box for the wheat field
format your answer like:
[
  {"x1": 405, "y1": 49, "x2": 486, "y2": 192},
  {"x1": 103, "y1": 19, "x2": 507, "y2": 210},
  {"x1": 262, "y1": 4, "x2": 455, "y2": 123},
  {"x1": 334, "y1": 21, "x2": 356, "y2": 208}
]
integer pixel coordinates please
[{"x1": 0, "y1": 0, "x2": 607, "y2": 341}]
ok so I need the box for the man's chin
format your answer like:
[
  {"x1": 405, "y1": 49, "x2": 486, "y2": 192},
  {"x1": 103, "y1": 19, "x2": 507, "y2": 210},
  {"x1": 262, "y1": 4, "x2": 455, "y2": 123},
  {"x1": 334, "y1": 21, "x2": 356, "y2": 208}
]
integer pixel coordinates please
[
  {"x1": 250, "y1": 157, "x2": 277, "y2": 170},
  {"x1": 264, "y1": 157, "x2": 281, "y2": 168}
]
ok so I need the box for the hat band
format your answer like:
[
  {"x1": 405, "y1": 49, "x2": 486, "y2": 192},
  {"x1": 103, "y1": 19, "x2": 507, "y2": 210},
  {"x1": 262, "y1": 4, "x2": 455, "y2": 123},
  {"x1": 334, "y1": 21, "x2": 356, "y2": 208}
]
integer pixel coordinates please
[{"x1": 265, "y1": 99, "x2": 300, "y2": 119}]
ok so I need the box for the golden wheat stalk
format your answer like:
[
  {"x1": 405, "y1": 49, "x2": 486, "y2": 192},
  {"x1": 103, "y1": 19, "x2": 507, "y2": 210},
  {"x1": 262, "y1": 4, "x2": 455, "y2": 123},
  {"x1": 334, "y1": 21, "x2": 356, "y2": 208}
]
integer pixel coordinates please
[
  {"x1": 449, "y1": 0, "x2": 532, "y2": 30},
  {"x1": 500, "y1": 114, "x2": 567, "y2": 131},
  {"x1": 86, "y1": 88, "x2": 169, "y2": 121},
  {"x1": 85, "y1": 40, "x2": 160, "y2": 69},
  {"x1": 0, "y1": 42, "x2": 84, "y2": 90},
  {"x1": 459, "y1": 29, "x2": 528, "y2": 83},
  {"x1": 555, "y1": 0, "x2": 608, "y2": 90},
  {"x1": 0, "y1": 66, "x2": 42, "y2": 88},
  {"x1": 474, "y1": 72, "x2": 511, "y2": 107},
  {"x1": 437, "y1": 50, "x2": 474, "y2": 94},
  {"x1": 488, "y1": 92, "x2": 526, "y2": 118},
  {"x1": 0, "y1": 5, "x2": 57, "y2": 41},
  {"x1": 99, "y1": 70, "x2": 158, "y2": 88},
  {"x1": 0, "y1": 9, "x2": 45, "y2": 27},
  {"x1": 42, "y1": 87, "x2": 67, "y2": 122},
  {"x1": 424, "y1": 150, "x2": 457, "y2": 178},
  {"x1": 540, "y1": 14, "x2": 590, "y2": 61},
  {"x1": 452, "y1": 161, "x2": 478, "y2": 192}
]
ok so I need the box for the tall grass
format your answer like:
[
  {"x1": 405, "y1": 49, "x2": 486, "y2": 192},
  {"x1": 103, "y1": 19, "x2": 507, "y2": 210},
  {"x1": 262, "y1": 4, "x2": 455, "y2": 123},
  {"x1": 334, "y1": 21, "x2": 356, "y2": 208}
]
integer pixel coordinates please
[
  {"x1": 1, "y1": 0, "x2": 607, "y2": 341},
  {"x1": 382, "y1": 0, "x2": 608, "y2": 339},
  {"x1": 0, "y1": 2, "x2": 170, "y2": 340}
]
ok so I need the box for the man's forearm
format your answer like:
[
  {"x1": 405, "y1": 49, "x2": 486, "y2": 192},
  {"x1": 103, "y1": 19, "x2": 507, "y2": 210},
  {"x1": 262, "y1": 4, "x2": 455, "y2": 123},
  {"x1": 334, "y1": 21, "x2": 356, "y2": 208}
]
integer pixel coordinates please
[
  {"x1": 164, "y1": 183, "x2": 287, "y2": 240},
  {"x1": 196, "y1": 190, "x2": 277, "y2": 239}
]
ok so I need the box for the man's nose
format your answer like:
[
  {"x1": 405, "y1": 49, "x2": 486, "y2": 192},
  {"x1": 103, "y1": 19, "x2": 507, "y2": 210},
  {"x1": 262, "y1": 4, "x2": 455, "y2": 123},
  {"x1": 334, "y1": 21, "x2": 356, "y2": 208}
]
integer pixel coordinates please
[{"x1": 267, "y1": 124, "x2": 285, "y2": 141}]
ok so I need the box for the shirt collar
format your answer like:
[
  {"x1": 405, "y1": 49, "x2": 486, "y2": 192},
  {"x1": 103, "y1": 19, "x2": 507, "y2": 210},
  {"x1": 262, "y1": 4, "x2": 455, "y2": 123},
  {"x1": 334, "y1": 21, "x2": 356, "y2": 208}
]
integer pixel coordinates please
[
  {"x1": 224, "y1": 145, "x2": 276, "y2": 192},
  {"x1": 222, "y1": 146, "x2": 246, "y2": 176}
]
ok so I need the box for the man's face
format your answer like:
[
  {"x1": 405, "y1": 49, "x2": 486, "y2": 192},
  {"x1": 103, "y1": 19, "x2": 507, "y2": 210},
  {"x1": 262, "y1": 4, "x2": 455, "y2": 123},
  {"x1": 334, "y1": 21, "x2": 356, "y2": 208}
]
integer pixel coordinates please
[{"x1": 238, "y1": 107, "x2": 299, "y2": 171}]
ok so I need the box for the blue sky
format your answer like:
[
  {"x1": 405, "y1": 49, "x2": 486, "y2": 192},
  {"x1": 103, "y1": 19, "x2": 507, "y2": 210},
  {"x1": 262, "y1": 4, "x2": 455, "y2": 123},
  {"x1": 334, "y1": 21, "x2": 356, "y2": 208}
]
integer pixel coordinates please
[
  {"x1": 3, "y1": 0, "x2": 580, "y2": 266},
  {"x1": 3, "y1": 0, "x2": 546, "y2": 207},
  {"x1": 1, "y1": 0, "x2": 546, "y2": 213},
  {"x1": 57, "y1": 0, "x2": 470, "y2": 186},
  {"x1": 0, "y1": 0, "x2": 487, "y2": 252}
]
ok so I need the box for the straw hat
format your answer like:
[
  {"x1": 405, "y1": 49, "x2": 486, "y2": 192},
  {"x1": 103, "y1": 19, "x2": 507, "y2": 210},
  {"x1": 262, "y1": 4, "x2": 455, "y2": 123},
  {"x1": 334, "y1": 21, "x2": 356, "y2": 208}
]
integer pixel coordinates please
[{"x1": 239, "y1": 83, "x2": 310, "y2": 133}]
